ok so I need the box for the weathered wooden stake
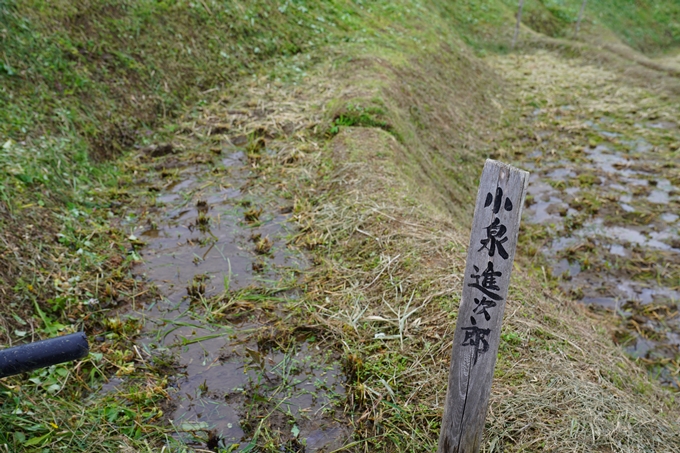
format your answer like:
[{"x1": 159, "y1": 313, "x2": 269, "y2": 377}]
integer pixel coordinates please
[
  {"x1": 511, "y1": 0, "x2": 525, "y2": 49},
  {"x1": 575, "y1": 0, "x2": 588, "y2": 37},
  {"x1": 438, "y1": 160, "x2": 529, "y2": 453}
]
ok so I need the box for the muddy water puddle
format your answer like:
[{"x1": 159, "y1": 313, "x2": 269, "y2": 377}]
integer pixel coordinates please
[
  {"x1": 126, "y1": 150, "x2": 350, "y2": 451},
  {"x1": 520, "y1": 118, "x2": 680, "y2": 385}
]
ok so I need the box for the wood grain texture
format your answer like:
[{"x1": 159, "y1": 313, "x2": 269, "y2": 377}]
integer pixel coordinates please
[{"x1": 438, "y1": 160, "x2": 529, "y2": 453}]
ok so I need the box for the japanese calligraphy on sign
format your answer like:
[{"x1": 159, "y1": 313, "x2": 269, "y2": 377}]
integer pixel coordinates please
[
  {"x1": 438, "y1": 160, "x2": 529, "y2": 453},
  {"x1": 464, "y1": 187, "x2": 515, "y2": 364}
]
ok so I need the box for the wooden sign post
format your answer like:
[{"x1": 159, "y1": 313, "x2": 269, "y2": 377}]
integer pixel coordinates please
[{"x1": 438, "y1": 160, "x2": 529, "y2": 453}]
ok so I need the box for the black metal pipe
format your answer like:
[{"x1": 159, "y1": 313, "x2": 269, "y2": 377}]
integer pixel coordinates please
[{"x1": 0, "y1": 332, "x2": 89, "y2": 378}]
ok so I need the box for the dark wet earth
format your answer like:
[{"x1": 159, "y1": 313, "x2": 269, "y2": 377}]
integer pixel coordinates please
[
  {"x1": 521, "y1": 123, "x2": 680, "y2": 384},
  {"x1": 497, "y1": 52, "x2": 680, "y2": 386},
  {"x1": 120, "y1": 147, "x2": 350, "y2": 451}
]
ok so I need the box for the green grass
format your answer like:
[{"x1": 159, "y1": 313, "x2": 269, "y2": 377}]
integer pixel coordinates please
[
  {"x1": 433, "y1": 0, "x2": 680, "y2": 53},
  {"x1": 0, "y1": 310, "x2": 170, "y2": 451},
  {"x1": 0, "y1": 0, "x2": 351, "y2": 153},
  {"x1": 580, "y1": 0, "x2": 680, "y2": 52}
]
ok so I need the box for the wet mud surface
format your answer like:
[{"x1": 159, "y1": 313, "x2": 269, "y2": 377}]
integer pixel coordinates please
[
  {"x1": 493, "y1": 53, "x2": 680, "y2": 386},
  {"x1": 124, "y1": 147, "x2": 350, "y2": 451}
]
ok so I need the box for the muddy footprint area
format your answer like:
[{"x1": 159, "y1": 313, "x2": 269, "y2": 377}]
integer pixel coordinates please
[
  {"x1": 492, "y1": 52, "x2": 680, "y2": 386},
  {"x1": 115, "y1": 126, "x2": 350, "y2": 451}
]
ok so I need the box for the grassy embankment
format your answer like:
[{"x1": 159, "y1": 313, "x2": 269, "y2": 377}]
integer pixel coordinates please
[{"x1": 1, "y1": 0, "x2": 680, "y2": 451}]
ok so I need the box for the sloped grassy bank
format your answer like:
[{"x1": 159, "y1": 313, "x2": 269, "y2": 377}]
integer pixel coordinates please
[{"x1": 1, "y1": 0, "x2": 680, "y2": 451}]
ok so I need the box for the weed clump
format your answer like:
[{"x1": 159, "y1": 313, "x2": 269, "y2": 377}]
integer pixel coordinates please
[
  {"x1": 255, "y1": 236, "x2": 273, "y2": 255},
  {"x1": 244, "y1": 207, "x2": 262, "y2": 223},
  {"x1": 196, "y1": 199, "x2": 209, "y2": 214},
  {"x1": 188, "y1": 274, "x2": 209, "y2": 299}
]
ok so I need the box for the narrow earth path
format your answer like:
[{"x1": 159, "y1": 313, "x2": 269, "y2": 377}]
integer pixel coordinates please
[{"x1": 491, "y1": 51, "x2": 680, "y2": 385}]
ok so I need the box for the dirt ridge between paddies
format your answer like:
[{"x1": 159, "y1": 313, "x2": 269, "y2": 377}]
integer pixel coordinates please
[{"x1": 281, "y1": 37, "x2": 680, "y2": 453}]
